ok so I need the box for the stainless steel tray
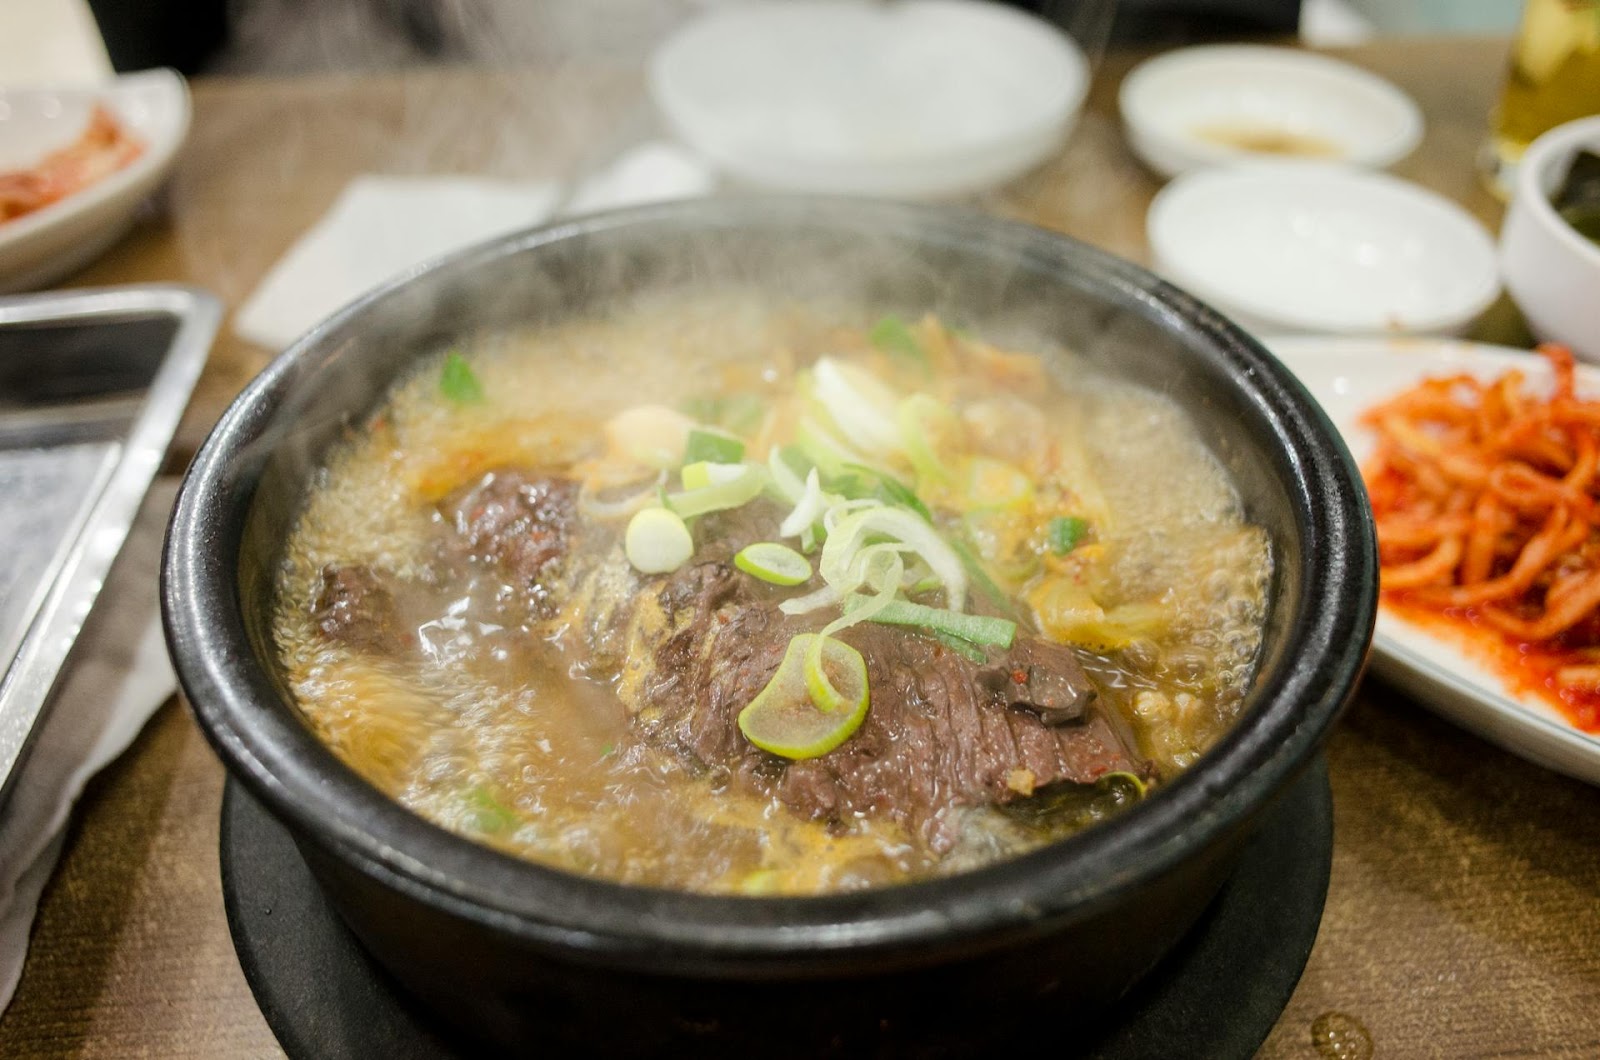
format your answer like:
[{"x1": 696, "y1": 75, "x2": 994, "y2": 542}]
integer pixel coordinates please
[{"x1": 0, "y1": 285, "x2": 219, "y2": 804}]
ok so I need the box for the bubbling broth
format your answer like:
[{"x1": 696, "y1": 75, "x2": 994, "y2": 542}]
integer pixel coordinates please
[{"x1": 274, "y1": 299, "x2": 1271, "y2": 894}]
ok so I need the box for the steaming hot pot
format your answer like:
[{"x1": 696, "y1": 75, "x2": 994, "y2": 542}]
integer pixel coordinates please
[{"x1": 163, "y1": 198, "x2": 1375, "y2": 1056}]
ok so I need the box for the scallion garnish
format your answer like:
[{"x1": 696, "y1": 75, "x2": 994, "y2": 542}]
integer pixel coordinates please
[
  {"x1": 735, "y1": 542, "x2": 813, "y2": 586},
  {"x1": 625, "y1": 507, "x2": 694, "y2": 574},
  {"x1": 1048, "y1": 515, "x2": 1090, "y2": 555},
  {"x1": 440, "y1": 352, "x2": 484, "y2": 405},
  {"x1": 868, "y1": 314, "x2": 927, "y2": 368},
  {"x1": 951, "y1": 537, "x2": 1015, "y2": 618},
  {"x1": 843, "y1": 462, "x2": 933, "y2": 522},
  {"x1": 926, "y1": 628, "x2": 989, "y2": 664},
  {"x1": 464, "y1": 787, "x2": 517, "y2": 833},
  {"x1": 666, "y1": 464, "x2": 768, "y2": 519},
  {"x1": 842, "y1": 594, "x2": 1017, "y2": 649},
  {"x1": 681, "y1": 393, "x2": 764, "y2": 435},
  {"x1": 684, "y1": 428, "x2": 745, "y2": 465},
  {"x1": 737, "y1": 634, "x2": 870, "y2": 760}
]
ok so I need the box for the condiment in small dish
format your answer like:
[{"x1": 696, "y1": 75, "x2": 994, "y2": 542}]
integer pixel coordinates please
[
  {"x1": 1148, "y1": 164, "x2": 1500, "y2": 336},
  {"x1": 1120, "y1": 45, "x2": 1422, "y2": 180}
]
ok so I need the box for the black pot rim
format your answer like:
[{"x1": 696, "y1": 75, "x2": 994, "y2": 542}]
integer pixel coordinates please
[{"x1": 163, "y1": 196, "x2": 1376, "y2": 975}]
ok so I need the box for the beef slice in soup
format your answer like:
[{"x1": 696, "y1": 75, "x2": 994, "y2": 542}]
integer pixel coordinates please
[
  {"x1": 625, "y1": 506, "x2": 1145, "y2": 851},
  {"x1": 314, "y1": 472, "x2": 1146, "y2": 850}
]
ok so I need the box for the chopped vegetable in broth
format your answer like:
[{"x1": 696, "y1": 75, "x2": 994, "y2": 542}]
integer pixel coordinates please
[{"x1": 274, "y1": 300, "x2": 1271, "y2": 894}]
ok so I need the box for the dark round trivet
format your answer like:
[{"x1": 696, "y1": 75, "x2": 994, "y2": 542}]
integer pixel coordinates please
[{"x1": 222, "y1": 756, "x2": 1332, "y2": 1060}]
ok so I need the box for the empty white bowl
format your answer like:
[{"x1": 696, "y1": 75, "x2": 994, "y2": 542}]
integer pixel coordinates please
[
  {"x1": 1120, "y1": 45, "x2": 1422, "y2": 180},
  {"x1": 0, "y1": 69, "x2": 190, "y2": 293},
  {"x1": 1500, "y1": 115, "x2": 1600, "y2": 363},
  {"x1": 650, "y1": 0, "x2": 1088, "y2": 199},
  {"x1": 1149, "y1": 164, "x2": 1500, "y2": 335}
]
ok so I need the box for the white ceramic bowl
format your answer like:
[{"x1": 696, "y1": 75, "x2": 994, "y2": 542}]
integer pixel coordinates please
[
  {"x1": 650, "y1": 0, "x2": 1088, "y2": 199},
  {"x1": 1149, "y1": 164, "x2": 1500, "y2": 336},
  {"x1": 1120, "y1": 45, "x2": 1422, "y2": 180},
  {"x1": 1500, "y1": 115, "x2": 1600, "y2": 363},
  {"x1": 0, "y1": 69, "x2": 190, "y2": 294}
]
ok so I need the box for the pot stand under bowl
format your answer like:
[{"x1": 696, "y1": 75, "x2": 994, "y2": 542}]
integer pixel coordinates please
[{"x1": 220, "y1": 756, "x2": 1332, "y2": 1059}]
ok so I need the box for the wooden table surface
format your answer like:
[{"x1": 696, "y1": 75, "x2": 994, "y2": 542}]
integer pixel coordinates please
[{"x1": 2, "y1": 35, "x2": 1598, "y2": 1059}]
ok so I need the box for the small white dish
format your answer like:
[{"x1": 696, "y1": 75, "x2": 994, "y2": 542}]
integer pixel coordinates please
[
  {"x1": 1149, "y1": 164, "x2": 1500, "y2": 335},
  {"x1": 1499, "y1": 115, "x2": 1600, "y2": 364},
  {"x1": 1120, "y1": 45, "x2": 1422, "y2": 179},
  {"x1": 650, "y1": 0, "x2": 1088, "y2": 199},
  {"x1": 0, "y1": 69, "x2": 190, "y2": 293},
  {"x1": 1268, "y1": 334, "x2": 1600, "y2": 786}
]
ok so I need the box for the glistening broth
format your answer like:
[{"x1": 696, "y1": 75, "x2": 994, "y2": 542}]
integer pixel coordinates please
[{"x1": 273, "y1": 300, "x2": 1271, "y2": 894}]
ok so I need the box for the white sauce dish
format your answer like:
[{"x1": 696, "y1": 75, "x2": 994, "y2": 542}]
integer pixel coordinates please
[
  {"x1": 1120, "y1": 45, "x2": 1422, "y2": 180},
  {"x1": 1149, "y1": 164, "x2": 1500, "y2": 336}
]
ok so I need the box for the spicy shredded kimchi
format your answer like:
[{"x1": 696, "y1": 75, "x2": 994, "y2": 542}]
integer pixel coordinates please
[
  {"x1": 0, "y1": 104, "x2": 144, "y2": 225},
  {"x1": 1362, "y1": 343, "x2": 1600, "y2": 731}
]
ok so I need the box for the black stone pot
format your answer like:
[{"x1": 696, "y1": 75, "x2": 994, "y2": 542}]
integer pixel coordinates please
[{"x1": 164, "y1": 198, "x2": 1375, "y2": 1057}]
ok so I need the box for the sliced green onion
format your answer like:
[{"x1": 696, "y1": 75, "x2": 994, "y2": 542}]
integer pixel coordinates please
[
  {"x1": 464, "y1": 787, "x2": 516, "y2": 833},
  {"x1": 738, "y1": 634, "x2": 870, "y2": 760},
  {"x1": 440, "y1": 352, "x2": 484, "y2": 405},
  {"x1": 809, "y1": 357, "x2": 901, "y2": 455},
  {"x1": 822, "y1": 505, "x2": 966, "y2": 612},
  {"x1": 767, "y1": 447, "x2": 807, "y2": 504},
  {"x1": 684, "y1": 428, "x2": 746, "y2": 465},
  {"x1": 735, "y1": 542, "x2": 813, "y2": 586},
  {"x1": 952, "y1": 537, "x2": 1016, "y2": 618},
  {"x1": 844, "y1": 462, "x2": 933, "y2": 522},
  {"x1": 778, "y1": 582, "x2": 840, "y2": 615},
  {"x1": 682, "y1": 393, "x2": 764, "y2": 435},
  {"x1": 780, "y1": 467, "x2": 831, "y2": 537},
  {"x1": 842, "y1": 594, "x2": 1017, "y2": 649},
  {"x1": 795, "y1": 413, "x2": 867, "y2": 480},
  {"x1": 577, "y1": 472, "x2": 666, "y2": 521},
  {"x1": 1048, "y1": 515, "x2": 1090, "y2": 554},
  {"x1": 665, "y1": 465, "x2": 768, "y2": 519},
  {"x1": 1101, "y1": 771, "x2": 1147, "y2": 798},
  {"x1": 927, "y1": 629, "x2": 988, "y2": 663},
  {"x1": 681, "y1": 460, "x2": 747, "y2": 491},
  {"x1": 898, "y1": 393, "x2": 956, "y2": 484},
  {"x1": 625, "y1": 507, "x2": 694, "y2": 574},
  {"x1": 868, "y1": 314, "x2": 927, "y2": 368}
]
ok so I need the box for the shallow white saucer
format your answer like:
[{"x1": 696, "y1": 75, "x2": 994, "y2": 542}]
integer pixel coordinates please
[
  {"x1": 650, "y1": 0, "x2": 1088, "y2": 199},
  {"x1": 1269, "y1": 334, "x2": 1600, "y2": 786},
  {"x1": 0, "y1": 69, "x2": 190, "y2": 293},
  {"x1": 1120, "y1": 45, "x2": 1422, "y2": 179},
  {"x1": 1150, "y1": 164, "x2": 1500, "y2": 336}
]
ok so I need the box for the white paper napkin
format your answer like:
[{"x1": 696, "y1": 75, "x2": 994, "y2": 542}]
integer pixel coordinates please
[
  {"x1": 0, "y1": 480, "x2": 179, "y2": 1012},
  {"x1": 234, "y1": 140, "x2": 716, "y2": 350}
]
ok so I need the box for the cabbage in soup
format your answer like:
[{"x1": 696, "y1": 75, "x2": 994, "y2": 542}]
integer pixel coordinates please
[{"x1": 274, "y1": 302, "x2": 1271, "y2": 894}]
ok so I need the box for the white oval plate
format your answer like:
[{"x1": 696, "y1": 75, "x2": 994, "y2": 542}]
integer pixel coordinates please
[
  {"x1": 1269, "y1": 335, "x2": 1600, "y2": 785},
  {"x1": 0, "y1": 69, "x2": 190, "y2": 293},
  {"x1": 650, "y1": 0, "x2": 1088, "y2": 199},
  {"x1": 1151, "y1": 164, "x2": 1501, "y2": 337}
]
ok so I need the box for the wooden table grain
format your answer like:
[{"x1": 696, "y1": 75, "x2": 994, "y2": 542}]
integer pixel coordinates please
[{"x1": 3, "y1": 35, "x2": 1597, "y2": 1059}]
